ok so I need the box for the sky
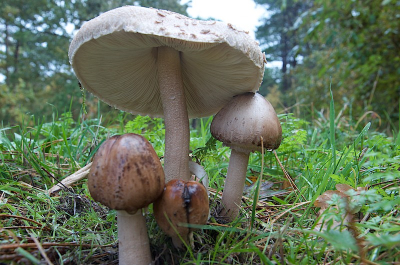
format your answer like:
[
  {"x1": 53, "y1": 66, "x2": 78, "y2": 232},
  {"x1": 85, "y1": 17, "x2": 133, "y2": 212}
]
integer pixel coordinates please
[
  {"x1": 183, "y1": 0, "x2": 280, "y2": 68},
  {"x1": 184, "y1": 0, "x2": 266, "y2": 39}
]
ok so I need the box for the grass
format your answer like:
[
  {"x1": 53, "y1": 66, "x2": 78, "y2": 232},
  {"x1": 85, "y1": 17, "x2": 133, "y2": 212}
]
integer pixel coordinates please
[{"x1": 0, "y1": 101, "x2": 399, "y2": 264}]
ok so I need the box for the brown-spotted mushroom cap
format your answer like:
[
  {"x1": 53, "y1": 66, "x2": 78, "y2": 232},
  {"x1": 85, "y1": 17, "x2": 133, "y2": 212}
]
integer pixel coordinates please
[
  {"x1": 88, "y1": 133, "x2": 165, "y2": 265},
  {"x1": 88, "y1": 133, "x2": 164, "y2": 213},
  {"x1": 69, "y1": 6, "x2": 264, "y2": 184}
]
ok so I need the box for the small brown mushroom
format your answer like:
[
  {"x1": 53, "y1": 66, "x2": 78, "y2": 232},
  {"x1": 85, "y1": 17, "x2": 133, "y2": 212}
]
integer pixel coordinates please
[
  {"x1": 88, "y1": 133, "x2": 164, "y2": 265},
  {"x1": 153, "y1": 179, "x2": 209, "y2": 248},
  {"x1": 210, "y1": 92, "x2": 282, "y2": 221}
]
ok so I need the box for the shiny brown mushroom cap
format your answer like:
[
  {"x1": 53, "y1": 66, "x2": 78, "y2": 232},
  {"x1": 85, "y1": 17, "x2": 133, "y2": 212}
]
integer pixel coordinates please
[
  {"x1": 68, "y1": 6, "x2": 264, "y2": 118},
  {"x1": 88, "y1": 133, "x2": 164, "y2": 214},
  {"x1": 210, "y1": 92, "x2": 282, "y2": 153},
  {"x1": 153, "y1": 179, "x2": 209, "y2": 248}
]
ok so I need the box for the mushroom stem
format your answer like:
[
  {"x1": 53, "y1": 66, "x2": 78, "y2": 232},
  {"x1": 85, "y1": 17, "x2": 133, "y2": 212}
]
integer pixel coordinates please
[
  {"x1": 157, "y1": 46, "x2": 190, "y2": 182},
  {"x1": 171, "y1": 231, "x2": 193, "y2": 249},
  {"x1": 117, "y1": 210, "x2": 152, "y2": 265},
  {"x1": 220, "y1": 148, "x2": 250, "y2": 220}
]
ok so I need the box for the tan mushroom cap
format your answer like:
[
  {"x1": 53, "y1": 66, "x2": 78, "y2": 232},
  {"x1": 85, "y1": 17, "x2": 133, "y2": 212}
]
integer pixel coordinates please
[
  {"x1": 68, "y1": 6, "x2": 264, "y2": 118},
  {"x1": 210, "y1": 92, "x2": 282, "y2": 153}
]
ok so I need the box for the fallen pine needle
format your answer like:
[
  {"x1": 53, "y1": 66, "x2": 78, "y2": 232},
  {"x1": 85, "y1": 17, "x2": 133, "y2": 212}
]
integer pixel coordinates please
[
  {"x1": 0, "y1": 214, "x2": 50, "y2": 231},
  {"x1": 0, "y1": 241, "x2": 115, "y2": 250},
  {"x1": 31, "y1": 235, "x2": 54, "y2": 265}
]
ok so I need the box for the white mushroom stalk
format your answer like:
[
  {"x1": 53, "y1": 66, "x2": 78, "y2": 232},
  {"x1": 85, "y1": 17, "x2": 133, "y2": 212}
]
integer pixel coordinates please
[
  {"x1": 221, "y1": 148, "x2": 251, "y2": 219},
  {"x1": 157, "y1": 46, "x2": 190, "y2": 181},
  {"x1": 117, "y1": 210, "x2": 152, "y2": 265}
]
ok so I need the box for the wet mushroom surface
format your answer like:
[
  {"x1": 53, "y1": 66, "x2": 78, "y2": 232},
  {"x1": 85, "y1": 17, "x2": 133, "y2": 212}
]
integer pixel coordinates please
[{"x1": 154, "y1": 179, "x2": 209, "y2": 248}]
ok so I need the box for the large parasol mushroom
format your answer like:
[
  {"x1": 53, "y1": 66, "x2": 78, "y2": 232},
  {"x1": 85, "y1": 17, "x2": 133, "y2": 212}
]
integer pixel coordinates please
[{"x1": 69, "y1": 6, "x2": 264, "y2": 183}]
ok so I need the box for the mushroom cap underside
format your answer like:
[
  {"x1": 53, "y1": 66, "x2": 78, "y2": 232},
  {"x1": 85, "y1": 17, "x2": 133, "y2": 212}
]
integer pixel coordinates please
[
  {"x1": 69, "y1": 6, "x2": 264, "y2": 118},
  {"x1": 210, "y1": 92, "x2": 282, "y2": 152}
]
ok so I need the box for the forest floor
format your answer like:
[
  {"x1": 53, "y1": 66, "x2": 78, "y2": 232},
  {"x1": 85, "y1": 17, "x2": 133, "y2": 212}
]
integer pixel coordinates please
[{"x1": 0, "y1": 106, "x2": 399, "y2": 264}]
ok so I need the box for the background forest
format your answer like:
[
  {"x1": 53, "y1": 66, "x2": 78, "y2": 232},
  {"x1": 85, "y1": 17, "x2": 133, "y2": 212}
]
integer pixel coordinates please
[{"x1": 1, "y1": 0, "x2": 399, "y2": 132}]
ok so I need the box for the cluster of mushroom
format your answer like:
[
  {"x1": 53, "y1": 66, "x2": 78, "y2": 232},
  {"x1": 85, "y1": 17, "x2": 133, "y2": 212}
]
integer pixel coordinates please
[
  {"x1": 69, "y1": 5, "x2": 282, "y2": 264},
  {"x1": 88, "y1": 133, "x2": 209, "y2": 264}
]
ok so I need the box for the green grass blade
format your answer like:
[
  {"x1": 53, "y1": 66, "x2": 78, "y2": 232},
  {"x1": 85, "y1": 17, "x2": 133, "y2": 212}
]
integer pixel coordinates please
[{"x1": 329, "y1": 86, "x2": 336, "y2": 172}]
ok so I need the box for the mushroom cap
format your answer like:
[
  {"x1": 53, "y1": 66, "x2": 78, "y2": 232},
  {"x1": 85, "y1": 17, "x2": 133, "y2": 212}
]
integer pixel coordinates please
[
  {"x1": 210, "y1": 92, "x2": 282, "y2": 153},
  {"x1": 153, "y1": 179, "x2": 209, "y2": 247},
  {"x1": 68, "y1": 6, "x2": 264, "y2": 118},
  {"x1": 88, "y1": 133, "x2": 164, "y2": 214}
]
